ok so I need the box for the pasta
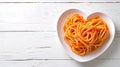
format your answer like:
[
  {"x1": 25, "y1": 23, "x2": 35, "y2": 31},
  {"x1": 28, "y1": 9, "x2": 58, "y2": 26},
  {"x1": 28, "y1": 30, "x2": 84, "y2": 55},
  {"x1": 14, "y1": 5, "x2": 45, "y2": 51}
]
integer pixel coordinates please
[{"x1": 63, "y1": 14, "x2": 109, "y2": 56}]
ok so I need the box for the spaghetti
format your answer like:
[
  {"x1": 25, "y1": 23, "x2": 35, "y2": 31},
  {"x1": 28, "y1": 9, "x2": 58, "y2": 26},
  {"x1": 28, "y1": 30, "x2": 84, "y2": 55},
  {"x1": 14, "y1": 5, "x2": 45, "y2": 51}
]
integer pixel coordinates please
[{"x1": 63, "y1": 14, "x2": 109, "y2": 56}]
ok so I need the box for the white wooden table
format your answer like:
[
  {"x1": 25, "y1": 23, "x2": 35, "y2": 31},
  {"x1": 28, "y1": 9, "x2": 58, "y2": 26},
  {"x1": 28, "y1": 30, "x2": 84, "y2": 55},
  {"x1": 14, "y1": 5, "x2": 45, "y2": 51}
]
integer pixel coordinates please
[{"x1": 0, "y1": 0, "x2": 120, "y2": 67}]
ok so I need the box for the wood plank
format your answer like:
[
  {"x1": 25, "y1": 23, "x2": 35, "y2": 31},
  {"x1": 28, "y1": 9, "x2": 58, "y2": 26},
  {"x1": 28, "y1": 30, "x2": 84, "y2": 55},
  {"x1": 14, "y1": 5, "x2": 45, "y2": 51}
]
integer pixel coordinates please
[
  {"x1": 0, "y1": 0, "x2": 119, "y2": 2},
  {"x1": 0, "y1": 32, "x2": 119, "y2": 60},
  {"x1": 0, "y1": 3, "x2": 119, "y2": 32},
  {"x1": 0, "y1": 60, "x2": 120, "y2": 67}
]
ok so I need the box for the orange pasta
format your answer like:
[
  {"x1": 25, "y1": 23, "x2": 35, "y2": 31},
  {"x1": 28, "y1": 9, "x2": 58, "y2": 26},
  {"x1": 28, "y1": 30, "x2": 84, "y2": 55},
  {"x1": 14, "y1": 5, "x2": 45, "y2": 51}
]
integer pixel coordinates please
[{"x1": 63, "y1": 14, "x2": 109, "y2": 56}]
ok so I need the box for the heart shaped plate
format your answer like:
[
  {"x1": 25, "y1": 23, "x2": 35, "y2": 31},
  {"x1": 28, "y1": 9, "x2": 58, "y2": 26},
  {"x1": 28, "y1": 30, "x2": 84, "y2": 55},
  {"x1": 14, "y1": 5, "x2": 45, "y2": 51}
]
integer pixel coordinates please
[{"x1": 57, "y1": 9, "x2": 115, "y2": 62}]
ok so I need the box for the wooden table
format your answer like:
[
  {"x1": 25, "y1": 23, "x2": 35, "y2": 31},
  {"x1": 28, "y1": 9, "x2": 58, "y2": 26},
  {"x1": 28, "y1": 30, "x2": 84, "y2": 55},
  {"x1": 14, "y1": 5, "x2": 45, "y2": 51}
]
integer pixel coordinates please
[{"x1": 0, "y1": 0, "x2": 120, "y2": 67}]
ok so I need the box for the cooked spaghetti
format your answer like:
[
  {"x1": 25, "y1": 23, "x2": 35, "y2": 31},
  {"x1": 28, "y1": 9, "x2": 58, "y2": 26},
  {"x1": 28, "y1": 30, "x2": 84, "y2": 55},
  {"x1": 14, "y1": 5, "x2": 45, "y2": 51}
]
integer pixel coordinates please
[{"x1": 63, "y1": 14, "x2": 109, "y2": 56}]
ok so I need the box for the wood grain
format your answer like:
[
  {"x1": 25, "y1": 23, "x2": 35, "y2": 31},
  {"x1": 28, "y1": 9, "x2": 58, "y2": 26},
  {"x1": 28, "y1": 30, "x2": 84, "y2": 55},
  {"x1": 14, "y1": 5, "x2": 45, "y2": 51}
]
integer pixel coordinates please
[
  {"x1": 0, "y1": 3, "x2": 119, "y2": 32},
  {"x1": 0, "y1": 60, "x2": 120, "y2": 67},
  {"x1": 0, "y1": 32, "x2": 119, "y2": 61},
  {"x1": 0, "y1": 1, "x2": 119, "y2": 67}
]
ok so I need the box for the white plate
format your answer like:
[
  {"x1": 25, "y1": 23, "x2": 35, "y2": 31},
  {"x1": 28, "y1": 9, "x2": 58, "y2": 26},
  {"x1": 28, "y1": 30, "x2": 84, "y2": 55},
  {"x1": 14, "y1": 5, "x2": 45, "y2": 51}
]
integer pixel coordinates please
[{"x1": 57, "y1": 9, "x2": 115, "y2": 62}]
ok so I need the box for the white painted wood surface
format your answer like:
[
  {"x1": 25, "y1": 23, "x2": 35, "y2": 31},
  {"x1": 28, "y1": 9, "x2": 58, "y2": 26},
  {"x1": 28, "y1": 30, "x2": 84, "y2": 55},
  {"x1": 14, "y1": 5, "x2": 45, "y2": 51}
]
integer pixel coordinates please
[
  {"x1": 0, "y1": 1, "x2": 119, "y2": 67},
  {"x1": 0, "y1": 0, "x2": 119, "y2": 2}
]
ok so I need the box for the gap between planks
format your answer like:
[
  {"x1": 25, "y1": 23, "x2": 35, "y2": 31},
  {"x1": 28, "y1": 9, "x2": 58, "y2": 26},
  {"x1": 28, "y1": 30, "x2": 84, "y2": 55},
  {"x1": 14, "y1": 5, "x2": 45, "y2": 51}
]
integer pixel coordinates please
[
  {"x1": 4, "y1": 58, "x2": 120, "y2": 61},
  {"x1": 0, "y1": 2, "x2": 119, "y2": 3},
  {"x1": 0, "y1": 30, "x2": 56, "y2": 32}
]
